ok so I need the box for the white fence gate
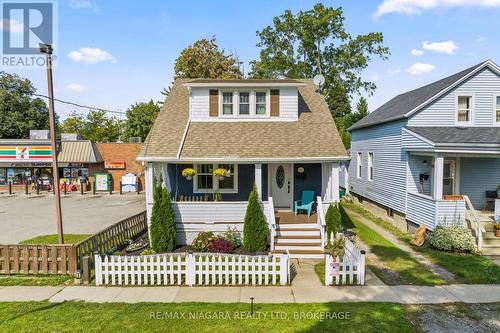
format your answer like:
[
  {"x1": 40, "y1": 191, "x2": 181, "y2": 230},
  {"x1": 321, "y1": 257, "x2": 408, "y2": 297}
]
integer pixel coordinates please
[
  {"x1": 95, "y1": 252, "x2": 289, "y2": 286},
  {"x1": 324, "y1": 238, "x2": 365, "y2": 285}
]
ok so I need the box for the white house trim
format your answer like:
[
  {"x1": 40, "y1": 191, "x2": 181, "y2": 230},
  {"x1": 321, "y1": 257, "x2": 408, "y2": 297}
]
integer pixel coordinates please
[
  {"x1": 432, "y1": 155, "x2": 444, "y2": 200},
  {"x1": 138, "y1": 156, "x2": 351, "y2": 163},
  {"x1": 176, "y1": 119, "x2": 191, "y2": 159},
  {"x1": 401, "y1": 128, "x2": 435, "y2": 146},
  {"x1": 255, "y1": 163, "x2": 262, "y2": 199},
  {"x1": 184, "y1": 82, "x2": 306, "y2": 88}
]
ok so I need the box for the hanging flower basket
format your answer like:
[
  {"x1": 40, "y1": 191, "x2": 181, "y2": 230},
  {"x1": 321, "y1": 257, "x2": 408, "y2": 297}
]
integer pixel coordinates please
[
  {"x1": 182, "y1": 168, "x2": 196, "y2": 180},
  {"x1": 213, "y1": 168, "x2": 228, "y2": 180}
]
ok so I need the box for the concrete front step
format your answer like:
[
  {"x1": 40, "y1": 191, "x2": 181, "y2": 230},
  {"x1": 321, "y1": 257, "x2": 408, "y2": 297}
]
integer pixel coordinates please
[
  {"x1": 276, "y1": 229, "x2": 320, "y2": 237},
  {"x1": 480, "y1": 247, "x2": 500, "y2": 256},
  {"x1": 273, "y1": 237, "x2": 320, "y2": 244},
  {"x1": 274, "y1": 243, "x2": 323, "y2": 251},
  {"x1": 272, "y1": 250, "x2": 324, "y2": 259},
  {"x1": 276, "y1": 223, "x2": 319, "y2": 230}
]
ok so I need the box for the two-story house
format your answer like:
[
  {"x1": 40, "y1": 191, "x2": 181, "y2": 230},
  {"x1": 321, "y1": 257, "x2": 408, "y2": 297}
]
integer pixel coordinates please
[
  {"x1": 347, "y1": 60, "x2": 500, "y2": 254},
  {"x1": 137, "y1": 79, "x2": 348, "y2": 257}
]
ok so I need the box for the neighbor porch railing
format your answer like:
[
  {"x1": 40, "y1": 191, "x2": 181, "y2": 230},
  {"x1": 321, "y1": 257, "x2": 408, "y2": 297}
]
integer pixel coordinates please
[
  {"x1": 463, "y1": 195, "x2": 485, "y2": 251},
  {"x1": 267, "y1": 197, "x2": 277, "y2": 251}
]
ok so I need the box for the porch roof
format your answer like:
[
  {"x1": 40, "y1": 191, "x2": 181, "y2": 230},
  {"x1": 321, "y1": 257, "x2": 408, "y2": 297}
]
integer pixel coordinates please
[{"x1": 407, "y1": 127, "x2": 500, "y2": 145}]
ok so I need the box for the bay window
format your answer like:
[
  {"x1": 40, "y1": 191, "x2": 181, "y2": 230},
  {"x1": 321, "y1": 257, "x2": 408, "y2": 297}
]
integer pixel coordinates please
[{"x1": 194, "y1": 163, "x2": 237, "y2": 193}]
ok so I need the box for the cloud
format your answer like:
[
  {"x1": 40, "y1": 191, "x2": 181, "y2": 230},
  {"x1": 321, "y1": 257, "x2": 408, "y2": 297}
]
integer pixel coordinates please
[
  {"x1": 374, "y1": 0, "x2": 500, "y2": 18},
  {"x1": 405, "y1": 62, "x2": 435, "y2": 75},
  {"x1": 68, "y1": 47, "x2": 117, "y2": 64},
  {"x1": 411, "y1": 49, "x2": 424, "y2": 56},
  {"x1": 0, "y1": 19, "x2": 23, "y2": 34},
  {"x1": 476, "y1": 36, "x2": 486, "y2": 42},
  {"x1": 422, "y1": 40, "x2": 457, "y2": 54},
  {"x1": 65, "y1": 83, "x2": 87, "y2": 93},
  {"x1": 68, "y1": 0, "x2": 92, "y2": 9}
]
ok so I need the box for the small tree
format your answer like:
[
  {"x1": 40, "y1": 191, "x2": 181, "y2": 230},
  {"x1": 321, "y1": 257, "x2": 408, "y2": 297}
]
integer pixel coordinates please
[
  {"x1": 243, "y1": 184, "x2": 268, "y2": 252},
  {"x1": 325, "y1": 204, "x2": 341, "y2": 243},
  {"x1": 150, "y1": 183, "x2": 176, "y2": 252}
]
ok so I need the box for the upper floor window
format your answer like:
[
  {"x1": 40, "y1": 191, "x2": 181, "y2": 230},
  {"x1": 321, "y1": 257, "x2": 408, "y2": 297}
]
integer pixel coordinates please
[
  {"x1": 368, "y1": 152, "x2": 374, "y2": 181},
  {"x1": 239, "y1": 92, "x2": 250, "y2": 115},
  {"x1": 256, "y1": 92, "x2": 267, "y2": 115},
  {"x1": 222, "y1": 92, "x2": 233, "y2": 115},
  {"x1": 357, "y1": 152, "x2": 362, "y2": 179},
  {"x1": 496, "y1": 96, "x2": 500, "y2": 124},
  {"x1": 457, "y1": 96, "x2": 471, "y2": 123}
]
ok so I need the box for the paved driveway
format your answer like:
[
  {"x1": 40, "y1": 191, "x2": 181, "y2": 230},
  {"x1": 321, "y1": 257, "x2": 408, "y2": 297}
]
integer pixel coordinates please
[{"x1": 0, "y1": 193, "x2": 146, "y2": 243}]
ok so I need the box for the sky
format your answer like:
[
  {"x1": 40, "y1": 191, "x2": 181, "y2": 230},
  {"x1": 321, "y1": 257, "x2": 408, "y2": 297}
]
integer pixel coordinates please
[{"x1": 2, "y1": 0, "x2": 500, "y2": 119}]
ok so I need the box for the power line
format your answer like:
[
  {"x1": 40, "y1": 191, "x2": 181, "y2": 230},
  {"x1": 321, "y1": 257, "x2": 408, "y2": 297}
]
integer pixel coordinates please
[{"x1": 33, "y1": 93, "x2": 125, "y2": 115}]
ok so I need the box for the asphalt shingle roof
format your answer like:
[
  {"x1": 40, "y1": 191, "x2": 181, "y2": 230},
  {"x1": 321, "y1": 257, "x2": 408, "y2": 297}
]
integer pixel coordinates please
[
  {"x1": 348, "y1": 61, "x2": 488, "y2": 131},
  {"x1": 407, "y1": 127, "x2": 500, "y2": 145}
]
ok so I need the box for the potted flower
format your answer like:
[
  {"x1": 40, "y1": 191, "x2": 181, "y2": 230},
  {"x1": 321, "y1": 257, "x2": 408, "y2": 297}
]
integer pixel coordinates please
[
  {"x1": 182, "y1": 168, "x2": 196, "y2": 180},
  {"x1": 495, "y1": 223, "x2": 500, "y2": 238},
  {"x1": 213, "y1": 168, "x2": 228, "y2": 180},
  {"x1": 325, "y1": 235, "x2": 346, "y2": 258}
]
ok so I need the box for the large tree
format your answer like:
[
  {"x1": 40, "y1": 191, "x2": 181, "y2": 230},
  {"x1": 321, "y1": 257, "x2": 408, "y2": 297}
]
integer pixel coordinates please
[
  {"x1": 174, "y1": 37, "x2": 243, "y2": 79},
  {"x1": 59, "y1": 109, "x2": 122, "y2": 142},
  {"x1": 0, "y1": 72, "x2": 52, "y2": 138},
  {"x1": 123, "y1": 100, "x2": 160, "y2": 141},
  {"x1": 249, "y1": 3, "x2": 388, "y2": 116}
]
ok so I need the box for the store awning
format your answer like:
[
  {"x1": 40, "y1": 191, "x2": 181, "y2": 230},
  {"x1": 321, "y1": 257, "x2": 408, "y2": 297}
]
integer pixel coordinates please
[{"x1": 58, "y1": 140, "x2": 103, "y2": 163}]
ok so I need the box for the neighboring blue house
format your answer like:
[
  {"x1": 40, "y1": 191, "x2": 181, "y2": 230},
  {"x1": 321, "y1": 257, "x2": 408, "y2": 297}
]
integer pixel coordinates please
[{"x1": 346, "y1": 60, "x2": 500, "y2": 251}]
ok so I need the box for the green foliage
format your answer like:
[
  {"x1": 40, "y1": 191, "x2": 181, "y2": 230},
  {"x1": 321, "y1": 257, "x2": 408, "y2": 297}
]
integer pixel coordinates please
[
  {"x1": 59, "y1": 109, "x2": 122, "y2": 142},
  {"x1": 324, "y1": 235, "x2": 346, "y2": 257},
  {"x1": 123, "y1": 100, "x2": 160, "y2": 141},
  {"x1": 0, "y1": 72, "x2": 53, "y2": 139},
  {"x1": 356, "y1": 96, "x2": 369, "y2": 117},
  {"x1": 150, "y1": 183, "x2": 176, "y2": 252},
  {"x1": 429, "y1": 226, "x2": 476, "y2": 253},
  {"x1": 192, "y1": 232, "x2": 217, "y2": 252},
  {"x1": 140, "y1": 248, "x2": 156, "y2": 256},
  {"x1": 223, "y1": 226, "x2": 242, "y2": 249},
  {"x1": 243, "y1": 184, "x2": 268, "y2": 252},
  {"x1": 325, "y1": 204, "x2": 341, "y2": 242},
  {"x1": 174, "y1": 37, "x2": 242, "y2": 79}
]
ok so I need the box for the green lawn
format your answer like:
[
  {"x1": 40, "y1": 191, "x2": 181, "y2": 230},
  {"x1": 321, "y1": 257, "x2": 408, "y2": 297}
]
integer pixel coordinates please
[
  {"x1": 0, "y1": 275, "x2": 72, "y2": 286},
  {"x1": 0, "y1": 301, "x2": 414, "y2": 333},
  {"x1": 340, "y1": 204, "x2": 446, "y2": 286},
  {"x1": 342, "y1": 202, "x2": 500, "y2": 284},
  {"x1": 19, "y1": 234, "x2": 91, "y2": 245}
]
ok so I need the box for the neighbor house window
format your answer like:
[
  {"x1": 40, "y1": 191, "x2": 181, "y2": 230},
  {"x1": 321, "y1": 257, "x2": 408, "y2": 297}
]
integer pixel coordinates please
[
  {"x1": 222, "y1": 92, "x2": 233, "y2": 115},
  {"x1": 368, "y1": 152, "x2": 374, "y2": 181},
  {"x1": 496, "y1": 96, "x2": 500, "y2": 123},
  {"x1": 357, "y1": 152, "x2": 362, "y2": 178},
  {"x1": 194, "y1": 164, "x2": 237, "y2": 193},
  {"x1": 239, "y1": 92, "x2": 250, "y2": 115},
  {"x1": 255, "y1": 92, "x2": 267, "y2": 115},
  {"x1": 457, "y1": 96, "x2": 471, "y2": 123}
]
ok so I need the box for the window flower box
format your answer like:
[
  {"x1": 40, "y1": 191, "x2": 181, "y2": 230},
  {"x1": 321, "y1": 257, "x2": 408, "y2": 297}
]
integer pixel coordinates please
[
  {"x1": 182, "y1": 168, "x2": 196, "y2": 180},
  {"x1": 213, "y1": 168, "x2": 228, "y2": 180}
]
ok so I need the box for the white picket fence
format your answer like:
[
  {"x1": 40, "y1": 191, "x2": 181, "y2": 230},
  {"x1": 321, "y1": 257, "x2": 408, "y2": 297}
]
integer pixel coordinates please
[
  {"x1": 324, "y1": 238, "x2": 366, "y2": 285},
  {"x1": 95, "y1": 252, "x2": 290, "y2": 286}
]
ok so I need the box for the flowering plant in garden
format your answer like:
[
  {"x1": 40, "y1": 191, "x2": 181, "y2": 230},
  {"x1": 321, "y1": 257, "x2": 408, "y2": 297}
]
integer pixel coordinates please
[
  {"x1": 208, "y1": 238, "x2": 233, "y2": 253},
  {"x1": 213, "y1": 168, "x2": 228, "y2": 178},
  {"x1": 182, "y1": 168, "x2": 196, "y2": 178},
  {"x1": 192, "y1": 231, "x2": 217, "y2": 251}
]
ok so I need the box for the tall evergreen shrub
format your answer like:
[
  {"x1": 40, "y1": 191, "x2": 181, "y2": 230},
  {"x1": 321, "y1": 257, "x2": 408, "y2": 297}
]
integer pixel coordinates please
[
  {"x1": 243, "y1": 184, "x2": 268, "y2": 252},
  {"x1": 150, "y1": 183, "x2": 177, "y2": 252},
  {"x1": 325, "y1": 204, "x2": 341, "y2": 243}
]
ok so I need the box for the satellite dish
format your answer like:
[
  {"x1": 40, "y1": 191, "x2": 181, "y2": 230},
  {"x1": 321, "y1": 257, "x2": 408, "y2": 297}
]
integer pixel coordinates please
[{"x1": 313, "y1": 74, "x2": 325, "y2": 86}]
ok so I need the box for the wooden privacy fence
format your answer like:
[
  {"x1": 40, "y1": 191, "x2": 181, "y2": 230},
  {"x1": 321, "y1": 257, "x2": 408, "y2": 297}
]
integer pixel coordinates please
[
  {"x1": 0, "y1": 245, "x2": 76, "y2": 275},
  {"x1": 95, "y1": 252, "x2": 290, "y2": 286},
  {"x1": 0, "y1": 211, "x2": 147, "y2": 276},
  {"x1": 324, "y1": 238, "x2": 366, "y2": 285}
]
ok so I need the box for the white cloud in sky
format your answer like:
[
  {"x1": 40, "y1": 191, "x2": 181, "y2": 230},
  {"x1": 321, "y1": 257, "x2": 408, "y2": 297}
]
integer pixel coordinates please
[
  {"x1": 374, "y1": 0, "x2": 500, "y2": 18},
  {"x1": 405, "y1": 62, "x2": 435, "y2": 75},
  {"x1": 476, "y1": 36, "x2": 486, "y2": 42},
  {"x1": 68, "y1": 47, "x2": 117, "y2": 64},
  {"x1": 68, "y1": 0, "x2": 92, "y2": 9},
  {"x1": 65, "y1": 83, "x2": 87, "y2": 93},
  {"x1": 422, "y1": 40, "x2": 457, "y2": 54},
  {"x1": 0, "y1": 19, "x2": 23, "y2": 34},
  {"x1": 411, "y1": 49, "x2": 424, "y2": 56}
]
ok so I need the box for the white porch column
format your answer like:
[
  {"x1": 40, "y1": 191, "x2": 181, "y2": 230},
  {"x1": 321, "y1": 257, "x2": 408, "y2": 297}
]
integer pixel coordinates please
[
  {"x1": 255, "y1": 163, "x2": 262, "y2": 199},
  {"x1": 433, "y1": 155, "x2": 444, "y2": 200},
  {"x1": 161, "y1": 163, "x2": 171, "y2": 193},
  {"x1": 145, "y1": 162, "x2": 154, "y2": 237},
  {"x1": 321, "y1": 162, "x2": 332, "y2": 201},
  {"x1": 331, "y1": 162, "x2": 340, "y2": 203}
]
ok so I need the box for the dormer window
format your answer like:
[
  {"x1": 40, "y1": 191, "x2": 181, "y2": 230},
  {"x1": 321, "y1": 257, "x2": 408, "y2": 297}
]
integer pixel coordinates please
[
  {"x1": 222, "y1": 92, "x2": 233, "y2": 115},
  {"x1": 457, "y1": 96, "x2": 471, "y2": 123},
  {"x1": 256, "y1": 92, "x2": 267, "y2": 115},
  {"x1": 239, "y1": 92, "x2": 250, "y2": 115}
]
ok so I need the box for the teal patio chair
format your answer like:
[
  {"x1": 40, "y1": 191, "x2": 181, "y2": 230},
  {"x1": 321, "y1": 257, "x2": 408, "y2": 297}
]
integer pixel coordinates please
[{"x1": 294, "y1": 190, "x2": 315, "y2": 216}]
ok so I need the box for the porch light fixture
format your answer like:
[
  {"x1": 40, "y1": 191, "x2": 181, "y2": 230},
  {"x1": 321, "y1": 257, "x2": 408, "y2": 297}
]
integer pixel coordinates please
[
  {"x1": 423, "y1": 160, "x2": 428, "y2": 166},
  {"x1": 297, "y1": 167, "x2": 305, "y2": 173}
]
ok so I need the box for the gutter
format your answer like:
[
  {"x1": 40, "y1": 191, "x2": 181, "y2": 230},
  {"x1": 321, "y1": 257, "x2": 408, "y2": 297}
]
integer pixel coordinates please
[{"x1": 137, "y1": 155, "x2": 351, "y2": 163}]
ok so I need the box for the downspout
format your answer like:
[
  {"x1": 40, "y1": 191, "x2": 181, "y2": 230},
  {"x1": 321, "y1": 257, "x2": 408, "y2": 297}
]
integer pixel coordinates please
[{"x1": 176, "y1": 118, "x2": 191, "y2": 160}]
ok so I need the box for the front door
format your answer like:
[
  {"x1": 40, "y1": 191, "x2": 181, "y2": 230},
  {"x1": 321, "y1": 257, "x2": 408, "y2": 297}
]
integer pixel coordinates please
[
  {"x1": 443, "y1": 160, "x2": 455, "y2": 195},
  {"x1": 270, "y1": 163, "x2": 292, "y2": 208}
]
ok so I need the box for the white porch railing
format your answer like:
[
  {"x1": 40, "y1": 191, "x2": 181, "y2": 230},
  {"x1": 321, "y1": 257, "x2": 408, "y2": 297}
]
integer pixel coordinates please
[
  {"x1": 324, "y1": 237, "x2": 365, "y2": 285},
  {"x1": 316, "y1": 196, "x2": 327, "y2": 248},
  {"x1": 463, "y1": 195, "x2": 485, "y2": 251},
  {"x1": 267, "y1": 197, "x2": 277, "y2": 251},
  {"x1": 95, "y1": 252, "x2": 290, "y2": 286}
]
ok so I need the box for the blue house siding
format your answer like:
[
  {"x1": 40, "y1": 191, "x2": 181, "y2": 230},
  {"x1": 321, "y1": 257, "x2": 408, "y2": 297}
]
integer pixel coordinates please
[
  {"x1": 349, "y1": 119, "x2": 408, "y2": 214},
  {"x1": 460, "y1": 157, "x2": 500, "y2": 208},
  {"x1": 339, "y1": 161, "x2": 349, "y2": 189},
  {"x1": 168, "y1": 163, "x2": 264, "y2": 201},
  {"x1": 401, "y1": 130, "x2": 433, "y2": 150},
  {"x1": 293, "y1": 163, "x2": 322, "y2": 201},
  {"x1": 407, "y1": 154, "x2": 433, "y2": 196}
]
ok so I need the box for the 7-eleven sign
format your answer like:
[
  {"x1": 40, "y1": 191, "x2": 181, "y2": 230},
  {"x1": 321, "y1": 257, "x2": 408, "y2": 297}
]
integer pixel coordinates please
[{"x1": 16, "y1": 146, "x2": 29, "y2": 159}]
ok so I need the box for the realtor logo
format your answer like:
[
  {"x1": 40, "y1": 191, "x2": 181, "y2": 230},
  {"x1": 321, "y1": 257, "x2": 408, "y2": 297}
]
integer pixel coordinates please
[{"x1": 1, "y1": 0, "x2": 57, "y2": 67}]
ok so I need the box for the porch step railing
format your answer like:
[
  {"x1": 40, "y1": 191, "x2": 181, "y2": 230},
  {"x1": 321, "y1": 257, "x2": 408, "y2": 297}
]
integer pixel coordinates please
[
  {"x1": 317, "y1": 196, "x2": 326, "y2": 248},
  {"x1": 267, "y1": 197, "x2": 277, "y2": 251},
  {"x1": 463, "y1": 195, "x2": 485, "y2": 251}
]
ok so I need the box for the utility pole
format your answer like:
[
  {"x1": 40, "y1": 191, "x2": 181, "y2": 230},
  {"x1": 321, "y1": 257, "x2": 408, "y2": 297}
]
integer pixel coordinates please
[{"x1": 39, "y1": 43, "x2": 64, "y2": 244}]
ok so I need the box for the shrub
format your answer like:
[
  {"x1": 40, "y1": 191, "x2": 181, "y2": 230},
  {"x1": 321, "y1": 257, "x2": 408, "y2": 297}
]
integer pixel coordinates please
[
  {"x1": 429, "y1": 226, "x2": 476, "y2": 253},
  {"x1": 150, "y1": 182, "x2": 177, "y2": 252},
  {"x1": 140, "y1": 248, "x2": 156, "y2": 256},
  {"x1": 208, "y1": 238, "x2": 233, "y2": 253},
  {"x1": 325, "y1": 204, "x2": 341, "y2": 242},
  {"x1": 243, "y1": 184, "x2": 268, "y2": 252},
  {"x1": 192, "y1": 231, "x2": 217, "y2": 252},
  {"x1": 223, "y1": 226, "x2": 242, "y2": 249}
]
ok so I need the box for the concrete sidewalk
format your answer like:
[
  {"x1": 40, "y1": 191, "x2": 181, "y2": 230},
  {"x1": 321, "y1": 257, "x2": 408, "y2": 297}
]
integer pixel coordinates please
[{"x1": 0, "y1": 284, "x2": 499, "y2": 304}]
